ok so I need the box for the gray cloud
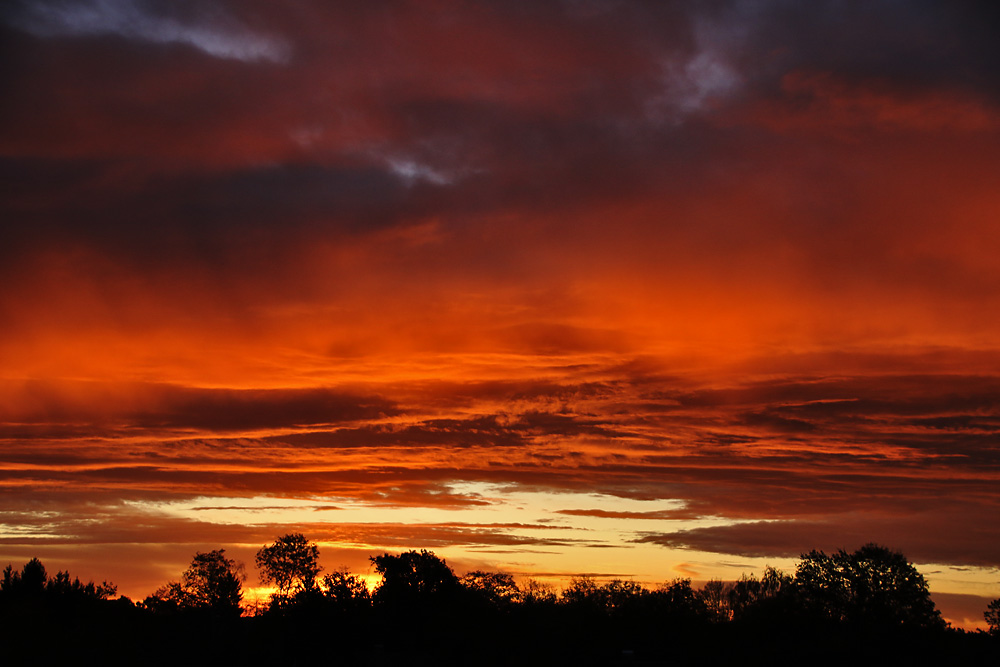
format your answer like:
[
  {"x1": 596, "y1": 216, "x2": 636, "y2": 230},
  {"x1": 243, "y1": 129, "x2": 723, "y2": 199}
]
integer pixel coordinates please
[{"x1": 4, "y1": 0, "x2": 290, "y2": 62}]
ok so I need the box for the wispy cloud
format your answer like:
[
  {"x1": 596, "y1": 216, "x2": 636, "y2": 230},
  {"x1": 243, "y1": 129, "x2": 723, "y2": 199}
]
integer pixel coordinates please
[{"x1": 5, "y1": 0, "x2": 290, "y2": 63}]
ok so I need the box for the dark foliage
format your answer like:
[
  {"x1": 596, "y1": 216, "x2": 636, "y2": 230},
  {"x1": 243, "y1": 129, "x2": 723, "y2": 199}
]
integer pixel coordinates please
[
  {"x1": 370, "y1": 549, "x2": 461, "y2": 607},
  {"x1": 1, "y1": 557, "x2": 117, "y2": 604},
  {"x1": 143, "y1": 549, "x2": 244, "y2": 617},
  {"x1": 322, "y1": 568, "x2": 372, "y2": 609},
  {"x1": 256, "y1": 532, "x2": 322, "y2": 601},
  {"x1": 987, "y1": 597, "x2": 1000, "y2": 635},
  {"x1": 462, "y1": 570, "x2": 522, "y2": 607},
  {"x1": 3, "y1": 544, "x2": 998, "y2": 666},
  {"x1": 794, "y1": 543, "x2": 944, "y2": 630}
]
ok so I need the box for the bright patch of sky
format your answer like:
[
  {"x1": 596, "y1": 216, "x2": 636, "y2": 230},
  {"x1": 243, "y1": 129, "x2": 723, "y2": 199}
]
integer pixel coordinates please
[
  {"x1": 127, "y1": 483, "x2": 741, "y2": 552},
  {"x1": 128, "y1": 484, "x2": 765, "y2": 584},
  {"x1": 121, "y1": 486, "x2": 1000, "y2": 595}
]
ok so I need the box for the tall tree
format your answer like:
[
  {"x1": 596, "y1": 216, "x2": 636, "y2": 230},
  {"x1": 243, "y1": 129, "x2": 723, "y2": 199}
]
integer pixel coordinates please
[
  {"x1": 144, "y1": 549, "x2": 244, "y2": 615},
  {"x1": 256, "y1": 533, "x2": 321, "y2": 599},
  {"x1": 183, "y1": 550, "x2": 245, "y2": 613}
]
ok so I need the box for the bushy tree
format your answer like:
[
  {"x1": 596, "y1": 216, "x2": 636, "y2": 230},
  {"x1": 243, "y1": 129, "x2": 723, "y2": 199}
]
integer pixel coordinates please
[
  {"x1": 183, "y1": 549, "x2": 244, "y2": 613},
  {"x1": 650, "y1": 579, "x2": 710, "y2": 622},
  {"x1": 561, "y1": 575, "x2": 602, "y2": 608},
  {"x1": 462, "y1": 570, "x2": 522, "y2": 607},
  {"x1": 728, "y1": 566, "x2": 793, "y2": 620},
  {"x1": 521, "y1": 578, "x2": 558, "y2": 606},
  {"x1": 370, "y1": 550, "x2": 459, "y2": 606},
  {"x1": 794, "y1": 543, "x2": 943, "y2": 629},
  {"x1": 322, "y1": 569, "x2": 371, "y2": 610},
  {"x1": 256, "y1": 533, "x2": 321, "y2": 599},
  {"x1": 144, "y1": 549, "x2": 244, "y2": 616},
  {"x1": 561, "y1": 577, "x2": 649, "y2": 616}
]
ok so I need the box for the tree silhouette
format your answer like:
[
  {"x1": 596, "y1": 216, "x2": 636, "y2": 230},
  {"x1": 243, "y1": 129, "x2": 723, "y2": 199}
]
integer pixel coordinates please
[
  {"x1": 1, "y1": 558, "x2": 47, "y2": 599},
  {"x1": 648, "y1": 578, "x2": 710, "y2": 623},
  {"x1": 461, "y1": 570, "x2": 522, "y2": 607},
  {"x1": 321, "y1": 569, "x2": 371, "y2": 610},
  {"x1": 561, "y1": 575, "x2": 602, "y2": 608},
  {"x1": 561, "y1": 576, "x2": 650, "y2": 616},
  {"x1": 144, "y1": 581, "x2": 189, "y2": 612},
  {"x1": 986, "y1": 597, "x2": 1000, "y2": 635},
  {"x1": 144, "y1": 549, "x2": 244, "y2": 616},
  {"x1": 520, "y1": 578, "x2": 558, "y2": 606},
  {"x1": 699, "y1": 579, "x2": 733, "y2": 621},
  {"x1": 183, "y1": 549, "x2": 245, "y2": 613},
  {"x1": 5, "y1": 541, "x2": 990, "y2": 667},
  {"x1": 728, "y1": 566, "x2": 793, "y2": 620},
  {"x1": 370, "y1": 549, "x2": 459, "y2": 607},
  {"x1": 1, "y1": 558, "x2": 116, "y2": 603},
  {"x1": 256, "y1": 533, "x2": 321, "y2": 600},
  {"x1": 794, "y1": 543, "x2": 943, "y2": 629}
]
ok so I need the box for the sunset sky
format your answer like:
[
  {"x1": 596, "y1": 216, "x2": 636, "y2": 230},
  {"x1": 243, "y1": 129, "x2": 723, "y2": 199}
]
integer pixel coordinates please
[{"x1": 2, "y1": 0, "x2": 998, "y2": 629}]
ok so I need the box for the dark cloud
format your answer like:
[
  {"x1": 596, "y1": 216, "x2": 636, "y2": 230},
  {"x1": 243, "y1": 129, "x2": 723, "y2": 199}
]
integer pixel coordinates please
[
  {"x1": 634, "y1": 509, "x2": 1000, "y2": 567},
  {"x1": 0, "y1": 160, "x2": 436, "y2": 269},
  {"x1": 0, "y1": 381, "x2": 396, "y2": 433},
  {"x1": 724, "y1": 0, "x2": 1000, "y2": 100},
  {"x1": 134, "y1": 387, "x2": 396, "y2": 432},
  {"x1": 272, "y1": 415, "x2": 530, "y2": 449}
]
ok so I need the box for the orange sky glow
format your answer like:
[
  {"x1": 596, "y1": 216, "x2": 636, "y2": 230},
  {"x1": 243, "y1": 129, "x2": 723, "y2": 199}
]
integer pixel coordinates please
[{"x1": 1, "y1": 0, "x2": 998, "y2": 631}]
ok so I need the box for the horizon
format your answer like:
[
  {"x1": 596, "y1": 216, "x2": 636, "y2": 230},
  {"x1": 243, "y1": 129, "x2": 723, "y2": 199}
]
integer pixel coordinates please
[{"x1": 1, "y1": 0, "x2": 998, "y2": 633}]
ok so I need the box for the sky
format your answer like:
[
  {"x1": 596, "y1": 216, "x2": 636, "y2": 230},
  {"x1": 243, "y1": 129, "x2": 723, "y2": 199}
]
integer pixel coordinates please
[{"x1": 1, "y1": 0, "x2": 999, "y2": 629}]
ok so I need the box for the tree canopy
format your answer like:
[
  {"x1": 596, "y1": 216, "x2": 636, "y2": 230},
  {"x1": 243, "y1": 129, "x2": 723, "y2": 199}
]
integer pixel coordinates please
[
  {"x1": 144, "y1": 549, "x2": 244, "y2": 616},
  {"x1": 370, "y1": 549, "x2": 460, "y2": 606},
  {"x1": 794, "y1": 543, "x2": 943, "y2": 629},
  {"x1": 321, "y1": 569, "x2": 371, "y2": 610},
  {"x1": 462, "y1": 570, "x2": 522, "y2": 607},
  {"x1": 256, "y1": 533, "x2": 321, "y2": 599}
]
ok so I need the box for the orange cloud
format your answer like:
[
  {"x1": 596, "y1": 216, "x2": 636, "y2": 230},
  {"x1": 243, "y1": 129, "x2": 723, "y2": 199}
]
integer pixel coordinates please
[{"x1": 3, "y1": 1, "x2": 1000, "y2": 627}]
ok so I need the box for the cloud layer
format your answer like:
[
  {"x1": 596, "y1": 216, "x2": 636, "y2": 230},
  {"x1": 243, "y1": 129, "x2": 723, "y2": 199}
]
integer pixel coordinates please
[{"x1": 1, "y1": 0, "x2": 999, "y2": 627}]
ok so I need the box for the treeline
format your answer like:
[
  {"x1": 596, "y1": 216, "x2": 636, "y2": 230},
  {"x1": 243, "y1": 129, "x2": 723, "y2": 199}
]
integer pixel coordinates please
[{"x1": 2, "y1": 539, "x2": 998, "y2": 666}]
